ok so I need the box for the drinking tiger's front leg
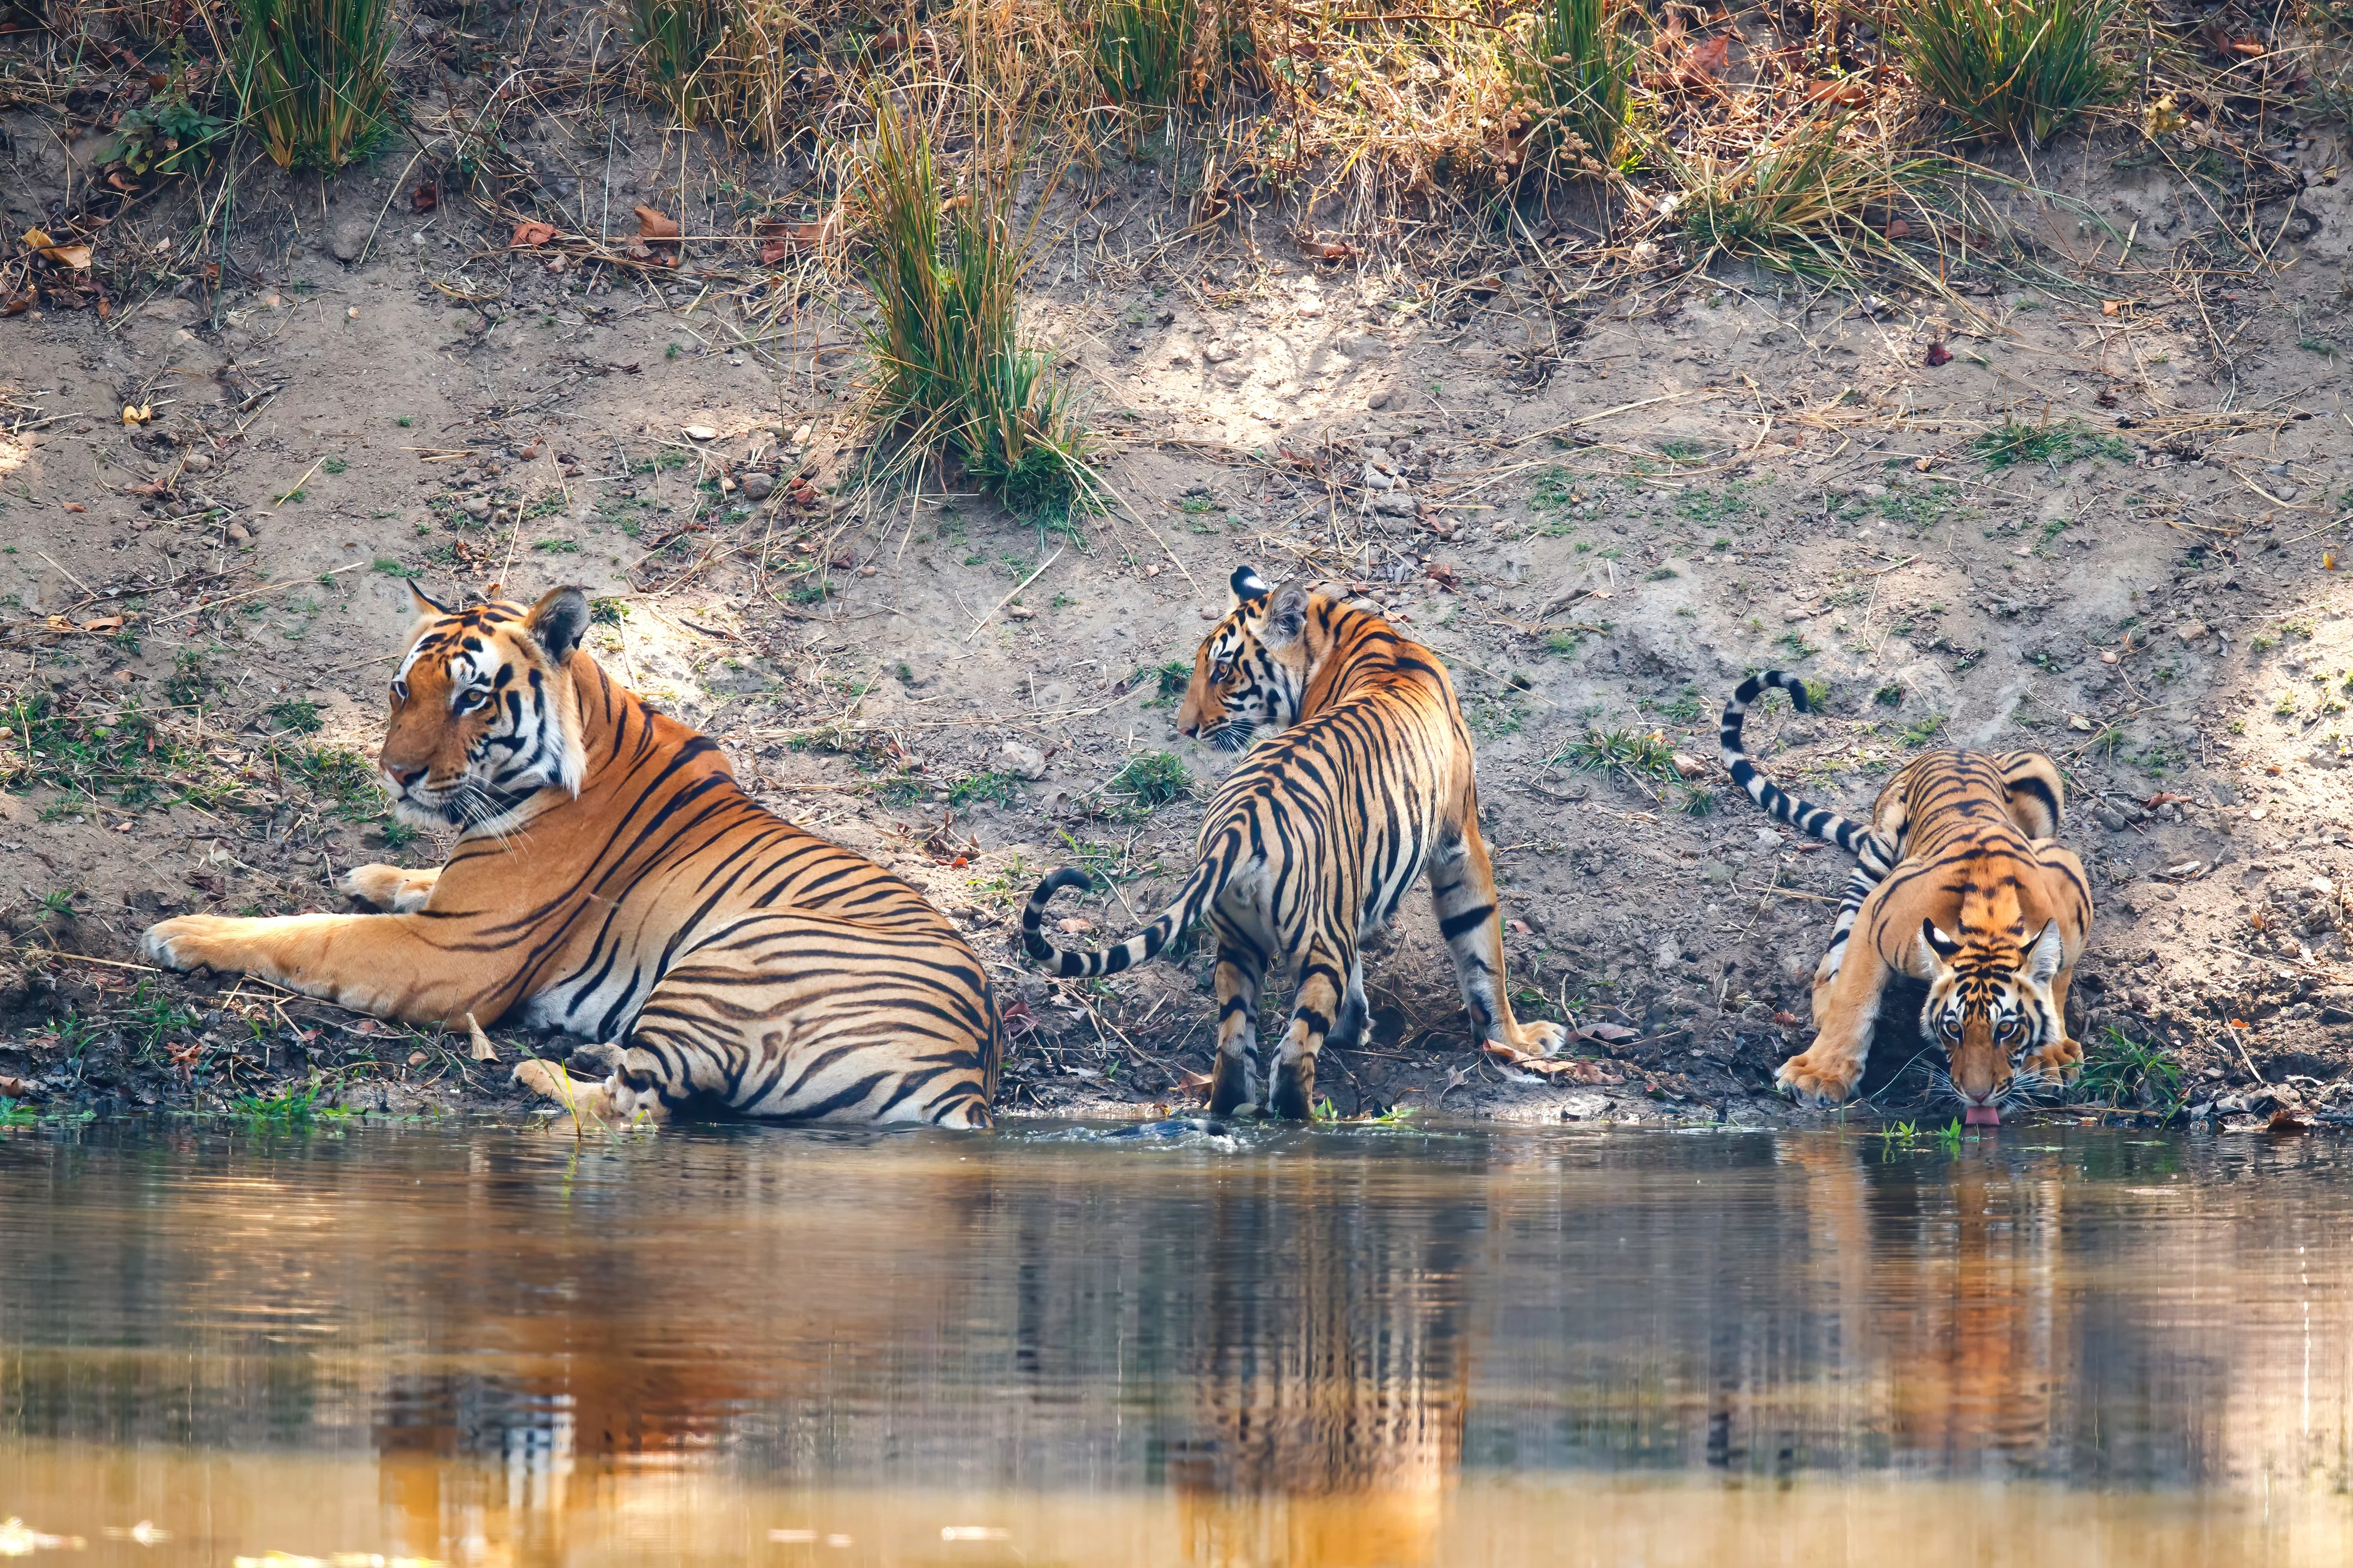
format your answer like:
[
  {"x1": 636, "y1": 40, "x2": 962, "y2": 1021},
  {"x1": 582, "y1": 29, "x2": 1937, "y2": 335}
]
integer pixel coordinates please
[
  {"x1": 1207, "y1": 940, "x2": 1266, "y2": 1117},
  {"x1": 335, "y1": 863, "x2": 441, "y2": 913},
  {"x1": 1429, "y1": 828, "x2": 1568, "y2": 1063},
  {"x1": 142, "y1": 912, "x2": 516, "y2": 1027},
  {"x1": 1268, "y1": 938, "x2": 1350, "y2": 1121},
  {"x1": 1778, "y1": 945, "x2": 1892, "y2": 1105}
]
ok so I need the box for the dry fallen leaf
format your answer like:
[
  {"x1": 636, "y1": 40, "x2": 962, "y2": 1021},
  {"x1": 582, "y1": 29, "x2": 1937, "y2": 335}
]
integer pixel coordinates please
[
  {"x1": 411, "y1": 182, "x2": 438, "y2": 213},
  {"x1": 2144, "y1": 792, "x2": 2188, "y2": 808},
  {"x1": 1884, "y1": 217, "x2": 1912, "y2": 240},
  {"x1": 465, "y1": 1011, "x2": 499, "y2": 1063},
  {"x1": 1804, "y1": 78, "x2": 1868, "y2": 108},
  {"x1": 510, "y1": 219, "x2": 557, "y2": 248},
  {"x1": 81, "y1": 615, "x2": 124, "y2": 633},
  {"x1": 62, "y1": 502, "x2": 86, "y2": 513},
  {"x1": 0, "y1": 1075, "x2": 28, "y2": 1098},
  {"x1": 1677, "y1": 33, "x2": 1730, "y2": 86},
  {"x1": 1924, "y1": 341, "x2": 1952, "y2": 367},
  {"x1": 23, "y1": 226, "x2": 92, "y2": 269},
  {"x1": 634, "y1": 205, "x2": 681, "y2": 240}
]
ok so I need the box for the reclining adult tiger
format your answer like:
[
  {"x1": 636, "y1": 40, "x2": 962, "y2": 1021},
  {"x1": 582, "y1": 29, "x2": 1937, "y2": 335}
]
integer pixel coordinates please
[
  {"x1": 1021, "y1": 566, "x2": 1566, "y2": 1119},
  {"x1": 1720, "y1": 670, "x2": 2093, "y2": 1124},
  {"x1": 141, "y1": 584, "x2": 1002, "y2": 1127}
]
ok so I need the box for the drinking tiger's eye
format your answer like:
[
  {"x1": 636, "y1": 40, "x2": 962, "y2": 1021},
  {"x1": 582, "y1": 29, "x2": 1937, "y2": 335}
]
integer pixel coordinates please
[{"x1": 390, "y1": 679, "x2": 408, "y2": 703}]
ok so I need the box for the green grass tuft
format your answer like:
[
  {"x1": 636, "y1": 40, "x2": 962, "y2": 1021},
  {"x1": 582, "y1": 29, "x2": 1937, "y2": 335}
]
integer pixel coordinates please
[
  {"x1": 1106, "y1": 750, "x2": 1191, "y2": 810},
  {"x1": 1895, "y1": 0, "x2": 2115, "y2": 147},
  {"x1": 1086, "y1": 0, "x2": 1199, "y2": 141},
  {"x1": 231, "y1": 0, "x2": 398, "y2": 170},
  {"x1": 1515, "y1": 0, "x2": 1631, "y2": 171},
  {"x1": 856, "y1": 92, "x2": 1095, "y2": 522}
]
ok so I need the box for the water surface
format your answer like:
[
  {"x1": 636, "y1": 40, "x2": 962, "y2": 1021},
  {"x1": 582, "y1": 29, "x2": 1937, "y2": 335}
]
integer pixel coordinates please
[{"x1": 2, "y1": 1119, "x2": 2351, "y2": 1565}]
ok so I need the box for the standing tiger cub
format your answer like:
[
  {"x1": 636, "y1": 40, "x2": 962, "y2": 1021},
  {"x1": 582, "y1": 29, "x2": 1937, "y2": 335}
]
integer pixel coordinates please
[
  {"x1": 1022, "y1": 567, "x2": 1566, "y2": 1119},
  {"x1": 1721, "y1": 672, "x2": 2094, "y2": 1124},
  {"x1": 142, "y1": 585, "x2": 1003, "y2": 1127}
]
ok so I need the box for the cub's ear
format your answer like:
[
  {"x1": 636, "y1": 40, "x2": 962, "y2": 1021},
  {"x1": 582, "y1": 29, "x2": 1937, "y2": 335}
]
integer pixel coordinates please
[
  {"x1": 1265, "y1": 578, "x2": 1311, "y2": 645},
  {"x1": 525, "y1": 586, "x2": 590, "y2": 665},
  {"x1": 2027, "y1": 919, "x2": 2065, "y2": 985},
  {"x1": 408, "y1": 581, "x2": 453, "y2": 616},
  {"x1": 1230, "y1": 564, "x2": 1271, "y2": 605},
  {"x1": 1919, "y1": 918, "x2": 1963, "y2": 968}
]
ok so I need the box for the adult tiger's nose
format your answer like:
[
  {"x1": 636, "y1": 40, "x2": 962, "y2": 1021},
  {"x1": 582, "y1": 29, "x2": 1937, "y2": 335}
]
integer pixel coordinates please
[{"x1": 388, "y1": 765, "x2": 427, "y2": 790}]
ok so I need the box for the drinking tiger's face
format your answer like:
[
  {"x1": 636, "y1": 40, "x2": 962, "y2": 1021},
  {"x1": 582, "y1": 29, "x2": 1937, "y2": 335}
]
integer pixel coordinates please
[
  {"x1": 1920, "y1": 918, "x2": 2067, "y2": 1108},
  {"x1": 379, "y1": 584, "x2": 589, "y2": 832},
  {"x1": 1177, "y1": 566, "x2": 1311, "y2": 750}
]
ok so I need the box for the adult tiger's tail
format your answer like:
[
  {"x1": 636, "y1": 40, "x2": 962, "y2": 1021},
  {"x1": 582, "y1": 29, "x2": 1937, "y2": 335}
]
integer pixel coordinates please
[
  {"x1": 1023, "y1": 860, "x2": 1224, "y2": 979},
  {"x1": 1720, "y1": 672, "x2": 1884, "y2": 866}
]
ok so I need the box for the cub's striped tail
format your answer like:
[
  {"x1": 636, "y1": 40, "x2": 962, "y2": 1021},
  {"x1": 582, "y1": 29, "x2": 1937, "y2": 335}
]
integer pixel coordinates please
[
  {"x1": 1721, "y1": 673, "x2": 1887, "y2": 872},
  {"x1": 1023, "y1": 862, "x2": 1221, "y2": 979}
]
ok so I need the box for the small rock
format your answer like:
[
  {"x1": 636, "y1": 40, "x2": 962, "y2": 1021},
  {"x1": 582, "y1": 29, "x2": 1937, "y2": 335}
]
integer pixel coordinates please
[
  {"x1": 2097, "y1": 806, "x2": 2129, "y2": 831},
  {"x1": 181, "y1": 453, "x2": 212, "y2": 473},
  {"x1": 997, "y1": 741, "x2": 1047, "y2": 780},
  {"x1": 1371, "y1": 492, "x2": 1416, "y2": 518},
  {"x1": 462, "y1": 496, "x2": 493, "y2": 521},
  {"x1": 1202, "y1": 341, "x2": 1237, "y2": 364},
  {"x1": 328, "y1": 218, "x2": 372, "y2": 263},
  {"x1": 225, "y1": 522, "x2": 251, "y2": 543},
  {"x1": 2175, "y1": 620, "x2": 2208, "y2": 643},
  {"x1": 1006, "y1": 603, "x2": 1036, "y2": 621},
  {"x1": 684, "y1": 424, "x2": 718, "y2": 442},
  {"x1": 739, "y1": 471, "x2": 775, "y2": 502},
  {"x1": 1670, "y1": 752, "x2": 1709, "y2": 779},
  {"x1": 1367, "y1": 389, "x2": 1392, "y2": 411},
  {"x1": 2068, "y1": 714, "x2": 2094, "y2": 732}
]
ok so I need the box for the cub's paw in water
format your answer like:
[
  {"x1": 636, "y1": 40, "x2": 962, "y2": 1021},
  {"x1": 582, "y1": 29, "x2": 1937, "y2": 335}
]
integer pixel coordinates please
[
  {"x1": 512, "y1": 1055, "x2": 666, "y2": 1126},
  {"x1": 2022, "y1": 1035, "x2": 2084, "y2": 1086},
  {"x1": 1775, "y1": 1047, "x2": 1864, "y2": 1106}
]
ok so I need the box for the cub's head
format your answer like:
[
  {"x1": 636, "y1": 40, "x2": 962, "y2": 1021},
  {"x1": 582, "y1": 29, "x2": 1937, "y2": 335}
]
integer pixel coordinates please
[
  {"x1": 1918, "y1": 918, "x2": 2068, "y2": 1114},
  {"x1": 379, "y1": 583, "x2": 590, "y2": 830},
  {"x1": 1176, "y1": 565, "x2": 1316, "y2": 750}
]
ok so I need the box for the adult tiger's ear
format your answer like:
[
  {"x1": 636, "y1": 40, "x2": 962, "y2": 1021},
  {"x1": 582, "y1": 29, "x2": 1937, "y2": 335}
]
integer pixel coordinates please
[
  {"x1": 2026, "y1": 919, "x2": 2065, "y2": 985},
  {"x1": 1262, "y1": 576, "x2": 1312, "y2": 645},
  {"x1": 525, "y1": 586, "x2": 590, "y2": 665},
  {"x1": 1919, "y1": 918, "x2": 1963, "y2": 969},
  {"x1": 1230, "y1": 564, "x2": 1271, "y2": 605},
  {"x1": 408, "y1": 581, "x2": 453, "y2": 616}
]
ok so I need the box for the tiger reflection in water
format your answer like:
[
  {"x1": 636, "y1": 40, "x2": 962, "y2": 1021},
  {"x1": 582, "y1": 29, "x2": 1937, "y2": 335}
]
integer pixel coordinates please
[
  {"x1": 1775, "y1": 1137, "x2": 2061, "y2": 1464},
  {"x1": 1168, "y1": 1161, "x2": 1471, "y2": 1568}
]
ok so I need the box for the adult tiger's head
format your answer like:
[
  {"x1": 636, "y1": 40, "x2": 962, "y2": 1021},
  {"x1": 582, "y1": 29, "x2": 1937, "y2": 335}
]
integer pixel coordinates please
[
  {"x1": 1176, "y1": 565, "x2": 1315, "y2": 750},
  {"x1": 1918, "y1": 918, "x2": 2068, "y2": 1110},
  {"x1": 380, "y1": 583, "x2": 591, "y2": 831}
]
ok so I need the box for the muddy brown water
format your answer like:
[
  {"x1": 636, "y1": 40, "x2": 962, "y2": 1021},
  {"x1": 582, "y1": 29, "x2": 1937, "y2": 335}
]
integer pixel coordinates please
[{"x1": 2, "y1": 1120, "x2": 2352, "y2": 1566}]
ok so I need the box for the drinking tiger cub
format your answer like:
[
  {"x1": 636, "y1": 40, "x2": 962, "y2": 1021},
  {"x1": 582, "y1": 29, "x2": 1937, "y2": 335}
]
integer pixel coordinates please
[
  {"x1": 1022, "y1": 567, "x2": 1565, "y2": 1119},
  {"x1": 1721, "y1": 671, "x2": 2094, "y2": 1124},
  {"x1": 141, "y1": 585, "x2": 1002, "y2": 1127}
]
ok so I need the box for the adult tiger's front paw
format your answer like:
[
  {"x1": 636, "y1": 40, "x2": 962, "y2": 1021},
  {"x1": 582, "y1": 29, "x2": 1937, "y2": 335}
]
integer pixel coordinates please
[
  {"x1": 142, "y1": 916, "x2": 240, "y2": 973},
  {"x1": 2023, "y1": 1035, "x2": 2084, "y2": 1086},
  {"x1": 1508, "y1": 1019, "x2": 1570, "y2": 1057},
  {"x1": 1776, "y1": 1047, "x2": 1864, "y2": 1106}
]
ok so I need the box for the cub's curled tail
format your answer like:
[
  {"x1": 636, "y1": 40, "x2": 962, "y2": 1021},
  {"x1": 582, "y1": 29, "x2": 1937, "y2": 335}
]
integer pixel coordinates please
[
  {"x1": 1022, "y1": 861, "x2": 1223, "y2": 979},
  {"x1": 1721, "y1": 672, "x2": 1891, "y2": 876}
]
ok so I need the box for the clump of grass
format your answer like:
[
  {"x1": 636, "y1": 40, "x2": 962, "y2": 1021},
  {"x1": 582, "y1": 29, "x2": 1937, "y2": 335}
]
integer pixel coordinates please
[
  {"x1": 1969, "y1": 415, "x2": 2129, "y2": 469},
  {"x1": 856, "y1": 91, "x2": 1095, "y2": 521},
  {"x1": 2078, "y1": 1027, "x2": 2184, "y2": 1112},
  {"x1": 1086, "y1": 0, "x2": 1198, "y2": 139},
  {"x1": 1514, "y1": 0, "x2": 1630, "y2": 171},
  {"x1": 1665, "y1": 114, "x2": 1933, "y2": 282},
  {"x1": 1556, "y1": 726, "x2": 1677, "y2": 784},
  {"x1": 1106, "y1": 750, "x2": 1191, "y2": 810},
  {"x1": 231, "y1": 0, "x2": 398, "y2": 170},
  {"x1": 1894, "y1": 0, "x2": 2115, "y2": 148},
  {"x1": 624, "y1": 0, "x2": 726, "y2": 126},
  {"x1": 949, "y1": 770, "x2": 1025, "y2": 808}
]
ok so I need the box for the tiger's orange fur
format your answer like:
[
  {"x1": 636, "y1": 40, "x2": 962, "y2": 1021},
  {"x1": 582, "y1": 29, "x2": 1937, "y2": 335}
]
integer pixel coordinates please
[{"x1": 142, "y1": 585, "x2": 1001, "y2": 1127}]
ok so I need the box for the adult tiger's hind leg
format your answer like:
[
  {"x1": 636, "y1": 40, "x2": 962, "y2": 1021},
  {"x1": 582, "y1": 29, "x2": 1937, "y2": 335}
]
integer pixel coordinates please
[
  {"x1": 528, "y1": 911, "x2": 1000, "y2": 1127},
  {"x1": 1427, "y1": 822, "x2": 1567, "y2": 1064},
  {"x1": 336, "y1": 863, "x2": 441, "y2": 913},
  {"x1": 1207, "y1": 935, "x2": 1268, "y2": 1117},
  {"x1": 1268, "y1": 935, "x2": 1352, "y2": 1120}
]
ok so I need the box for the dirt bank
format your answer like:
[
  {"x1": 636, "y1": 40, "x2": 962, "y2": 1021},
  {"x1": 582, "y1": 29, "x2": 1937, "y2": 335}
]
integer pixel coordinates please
[{"x1": 3, "y1": 10, "x2": 2351, "y2": 1133}]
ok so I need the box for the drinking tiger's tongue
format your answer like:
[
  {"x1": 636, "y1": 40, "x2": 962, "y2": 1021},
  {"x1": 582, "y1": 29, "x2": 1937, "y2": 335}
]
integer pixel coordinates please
[{"x1": 1964, "y1": 1105, "x2": 2001, "y2": 1127}]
